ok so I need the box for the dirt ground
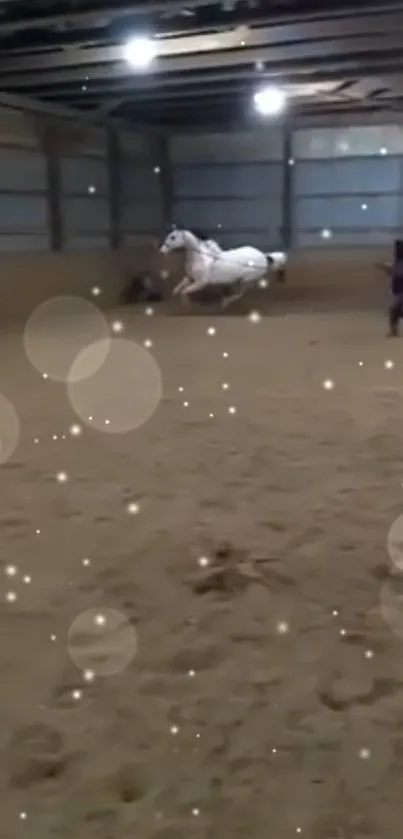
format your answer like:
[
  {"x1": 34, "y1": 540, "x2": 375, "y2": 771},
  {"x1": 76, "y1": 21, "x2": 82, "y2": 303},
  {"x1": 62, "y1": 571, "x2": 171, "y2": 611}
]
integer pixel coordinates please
[{"x1": 2, "y1": 285, "x2": 403, "y2": 839}]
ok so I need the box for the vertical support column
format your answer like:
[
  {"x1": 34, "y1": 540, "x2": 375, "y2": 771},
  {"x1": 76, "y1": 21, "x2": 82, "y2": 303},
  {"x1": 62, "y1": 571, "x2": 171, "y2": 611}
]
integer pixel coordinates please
[
  {"x1": 107, "y1": 126, "x2": 121, "y2": 249},
  {"x1": 44, "y1": 123, "x2": 62, "y2": 251},
  {"x1": 281, "y1": 121, "x2": 293, "y2": 251}
]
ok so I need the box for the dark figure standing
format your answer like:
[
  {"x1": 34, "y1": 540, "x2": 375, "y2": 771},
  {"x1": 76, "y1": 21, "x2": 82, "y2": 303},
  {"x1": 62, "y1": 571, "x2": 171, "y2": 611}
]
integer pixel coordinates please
[{"x1": 384, "y1": 240, "x2": 403, "y2": 336}]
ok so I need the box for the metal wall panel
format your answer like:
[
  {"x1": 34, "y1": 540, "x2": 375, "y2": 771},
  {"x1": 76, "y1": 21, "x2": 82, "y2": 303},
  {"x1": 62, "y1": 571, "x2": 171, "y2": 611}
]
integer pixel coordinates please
[
  {"x1": 293, "y1": 125, "x2": 403, "y2": 158},
  {"x1": 0, "y1": 195, "x2": 48, "y2": 231},
  {"x1": 121, "y1": 199, "x2": 162, "y2": 234},
  {"x1": 63, "y1": 234, "x2": 109, "y2": 250},
  {"x1": 296, "y1": 229, "x2": 402, "y2": 247},
  {"x1": 61, "y1": 156, "x2": 109, "y2": 195},
  {"x1": 0, "y1": 234, "x2": 49, "y2": 250},
  {"x1": 0, "y1": 149, "x2": 46, "y2": 191},
  {"x1": 294, "y1": 158, "x2": 403, "y2": 196},
  {"x1": 120, "y1": 162, "x2": 161, "y2": 199},
  {"x1": 174, "y1": 197, "x2": 281, "y2": 232},
  {"x1": 296, "y1": 195, "x2": 402, "y2": 229},
  {"x1": 170, "y1": 128, "x2": 284, "y2": 163},
  {"x1": 174, "y1": 162, "x2": 283, "y2": 198},
  {"x1": 62, "y1": 197, "x2": 110, "y2": 233}
]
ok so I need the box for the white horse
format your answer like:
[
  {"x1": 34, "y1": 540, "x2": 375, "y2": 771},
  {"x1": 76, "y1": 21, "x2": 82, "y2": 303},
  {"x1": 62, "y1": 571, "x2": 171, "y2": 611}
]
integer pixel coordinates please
[{"x1": 160, "y1": 228, "x2": 284, "y2": 307}]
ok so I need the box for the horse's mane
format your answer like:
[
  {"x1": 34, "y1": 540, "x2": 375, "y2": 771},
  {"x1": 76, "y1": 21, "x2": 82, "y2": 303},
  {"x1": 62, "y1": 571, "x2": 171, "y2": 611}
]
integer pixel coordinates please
[{"x1": 190, "y1": 228, "x2": 210, "y2": 241}]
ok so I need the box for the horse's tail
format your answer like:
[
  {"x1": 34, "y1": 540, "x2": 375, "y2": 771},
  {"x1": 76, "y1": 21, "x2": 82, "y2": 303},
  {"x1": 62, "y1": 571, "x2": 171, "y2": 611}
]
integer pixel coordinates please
[{"x1": 265, "y1": 252, "x2": 287, "y2": 284}]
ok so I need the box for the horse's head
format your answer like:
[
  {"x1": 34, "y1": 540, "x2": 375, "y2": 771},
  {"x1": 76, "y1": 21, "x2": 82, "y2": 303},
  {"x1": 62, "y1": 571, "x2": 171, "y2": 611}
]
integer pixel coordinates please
[{"x1": 160, "y1": 228, "x2": 188, "y2": 254}]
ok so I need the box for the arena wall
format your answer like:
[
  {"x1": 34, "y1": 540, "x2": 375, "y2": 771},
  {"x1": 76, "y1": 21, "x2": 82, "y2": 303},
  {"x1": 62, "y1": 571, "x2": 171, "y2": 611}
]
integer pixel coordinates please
[{"x1": 0, "y1": 102, "x2": 397, "y2": 321}]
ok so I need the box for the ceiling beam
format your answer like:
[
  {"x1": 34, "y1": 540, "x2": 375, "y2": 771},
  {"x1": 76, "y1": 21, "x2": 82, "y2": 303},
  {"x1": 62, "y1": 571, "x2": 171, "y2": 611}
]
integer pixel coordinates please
[
  {"x1": 2, "y1": 33, "x2": 403, "y2": 88},
  {"x1": 35, "y1": 62, "x2": 403, "y2": 101},
  {"x1": 1, "y1": 11, "x2": 403, "y2": 75},
  {"x1": 0, "y1": 0, "x2": 217, "y2": 35}
]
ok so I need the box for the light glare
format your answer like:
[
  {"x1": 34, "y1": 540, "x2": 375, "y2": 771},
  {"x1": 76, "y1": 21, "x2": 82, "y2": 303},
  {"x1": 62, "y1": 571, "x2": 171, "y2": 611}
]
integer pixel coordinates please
[
  {"x1": 253, "y1": 86, "x2": 286, "y2": 116},
  {"x1": 124, "y1": 37, "x2": 157, "y2": 69}
]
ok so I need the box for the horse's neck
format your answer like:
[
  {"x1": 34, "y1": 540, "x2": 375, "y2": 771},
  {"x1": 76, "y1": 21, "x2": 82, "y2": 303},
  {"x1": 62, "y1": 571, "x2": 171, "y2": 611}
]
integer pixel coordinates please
[{"x1": 184, "y1": 232, "x2": 205, "y2": 272}]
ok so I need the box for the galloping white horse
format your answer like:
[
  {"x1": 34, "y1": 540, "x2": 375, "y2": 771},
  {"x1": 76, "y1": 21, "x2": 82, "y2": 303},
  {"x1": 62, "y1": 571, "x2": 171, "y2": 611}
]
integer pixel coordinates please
[{"x1": 159, "y1": 228, "x2": 284, "y2": 306}]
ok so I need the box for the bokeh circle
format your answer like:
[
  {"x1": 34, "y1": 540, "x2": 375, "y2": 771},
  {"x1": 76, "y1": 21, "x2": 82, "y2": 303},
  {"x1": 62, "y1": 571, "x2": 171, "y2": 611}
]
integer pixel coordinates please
[
  {"x1": 67, "y1": 338, "x2": 162, "y2": 434},
  {"x1": 23, "y1": 295, "x2": 110, "y2": 382},
  {"x1": 68, "y1": 607, "x2": 137, "y2": 676},
  {"x1": 387, "y1": 514, "x2": 403, "y2": 571},
  {"x1": 0, "y1": 394, "x2": 20, "y2": 464}
]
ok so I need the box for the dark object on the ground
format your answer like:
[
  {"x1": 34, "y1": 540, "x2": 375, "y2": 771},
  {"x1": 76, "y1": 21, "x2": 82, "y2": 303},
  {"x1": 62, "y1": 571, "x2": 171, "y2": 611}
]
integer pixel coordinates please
[{"x1": 121, "y1": 274, "x2": 163, "y2": 304}]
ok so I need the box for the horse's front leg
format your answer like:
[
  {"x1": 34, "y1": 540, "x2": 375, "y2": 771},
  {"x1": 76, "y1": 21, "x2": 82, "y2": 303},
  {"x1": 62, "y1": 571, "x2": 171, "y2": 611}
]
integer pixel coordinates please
[
  {"x1": 181, "y1": 275, "x2": 209, "y2": 298},
  {"x1": 173, "y1": 276, "x2": 190, "y2": 295},
  {"x1": 221, "y1": 280, "x2": 245, "y2": 308}
]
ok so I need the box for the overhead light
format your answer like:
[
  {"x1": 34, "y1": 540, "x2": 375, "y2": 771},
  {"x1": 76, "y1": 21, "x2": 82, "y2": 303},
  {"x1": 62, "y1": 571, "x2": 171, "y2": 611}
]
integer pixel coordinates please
[
  {"x1": 253, "y1": 86, "x2": 286, "y2": 116},
  {"x1": 124, "y1": 36, "x2": 157, "y2": 69}
]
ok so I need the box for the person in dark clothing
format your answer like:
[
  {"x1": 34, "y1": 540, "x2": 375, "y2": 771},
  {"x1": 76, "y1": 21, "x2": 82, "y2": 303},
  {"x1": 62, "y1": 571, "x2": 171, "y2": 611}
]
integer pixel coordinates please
[{"x1": 387, "y1": 240, "x2": 403, "y2": 336}]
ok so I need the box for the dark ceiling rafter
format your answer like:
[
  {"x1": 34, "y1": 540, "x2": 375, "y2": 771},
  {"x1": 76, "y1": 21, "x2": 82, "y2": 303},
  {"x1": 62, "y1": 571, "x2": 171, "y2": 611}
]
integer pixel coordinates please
[{"x1": 1, "y1": 0, "x2": 403, "y2": 126}]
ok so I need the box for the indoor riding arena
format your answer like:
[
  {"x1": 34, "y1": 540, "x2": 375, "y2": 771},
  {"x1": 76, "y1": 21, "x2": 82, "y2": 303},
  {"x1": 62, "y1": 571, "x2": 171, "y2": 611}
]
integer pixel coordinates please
[{"x1": 2, "y1": 2, "x2": 403, "y2": 838}]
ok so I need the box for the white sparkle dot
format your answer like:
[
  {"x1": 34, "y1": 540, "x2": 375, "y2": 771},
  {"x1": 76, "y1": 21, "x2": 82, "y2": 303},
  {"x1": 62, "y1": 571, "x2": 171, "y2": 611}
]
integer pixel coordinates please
[
  {"x1": 34, "y1": 437, "x2": 39, "y2": 443},
  {"x1": 296, "y1": 829, "x2": 302, "y2": 834},
  {"x1": 322, "y1": 378, "x2": 334, "y2": 390},
  {"x1": 143, "y1": 339, "x2": 153, "y2": 349},
  {"x1": 258, "y1": 278, "x2": 268, "y2": 289},
  {"x1": 198, "y1": 556, "x2": 210, "y2": 567},
  {"x1": 340, "y1": 628, "x2": 347, "y2": 636},
  {"x1": 170, "y1": 725, "x2": 179, "y2": 735},
  {"x1": 91, "y1": 286, "x2": 101, "y2": 296},
  {"x1": 50, "y1": 634, "x2": 57, "y2": 641},
  {"x1": 153, "y1": 166, "x2": 160, "y2": 174},
  {"x1": 365, "y1": 649, "x2": 374, "y2": 659},
  {"x1": 332, "y1": 609, "x2": 339, "y2": 616},
  {"x1": 5, "y1": 565, "x2": 18, "y2": 577},
  {"x1": 178, "y1": 386, "x2": 184, "y2": 393},
  {"x1": 188, "y1": 669, "x2": 196, "y2": 677},
  {"x1": 361, "y1": 203, "x2": 368, "y2": 210},
  {"x1": 380, "y1": 147, "x2": 387, "y2": 155},
  {"x1": 183, "y1": 401, "x2": 189, "y2": 407},
  {"x1": 127, "y1": 501, "x2": 140, "y2": 515},
  {"x1": 272, "y1": 747, "x2": 277, "y2": 754},
  {"x1": 19, "y1": 812, "x2": 27, "y2": 820},
  {"x1": 192, "y1": 808, "x2": 200, "y2": 817},
  {"x1": 52, "y1": 434, "x2": 58, "y2": 440},
  {"x1": 94, "y1": 613, "x2": 106, "y2": 626},
  {"x1": 72, "y1": 689, "x2": 82, "y2": 700},
  {"x1": 288, "y1": 158, "x2": 295, "y2": 165},
  {"x1": 42, "y1": 373, "x2": 48, "y2": 379},
  {"x1": 385, "y1": 359, "x2": 394, "y2": 369},
  {"x1": 321, "y1": 228, "x2": 332, "y2": 239},
  {"x1": 196, "y1": 732, "x2": 200, "y2": 738},
  {"x1": 359, "y1": 747, "x2": 371, "y2": 760},
  {"x1": 111, "y1": 320, "x2": 124, "y2": 333},
  {"x1": 36, "y1": 529, "x2": 41, "y2": 535},
  {"x1": 82, "y1": 557, "x2": 91, "y2": 566},
  {"x1": 6, "y1": 591, "x2": 17, "y2": 602},
  {"x1": 160, "y1": 269, "x2": 169, "y2": 280},
  {"x1": 88, "y1": 416, "x2": 93, "y2": 421},
  {"x1": 83, "y1": 669, "x2": 95, "y2": 682},
  {"x1": 207, "y1": 327, "x2": 216, "y2": 336},
  {"x1": 104, "y1": 419, "x2": 110, "y2": 425},
  {"x1": 145, "y1": 307, "x2": 154, "y2": 316},
  {"x1": 276, "y1": 621, "x2": 289, "y2": 634},
  {"x1": 222, "y1": 382, "x2": 229, "y2": 390},
  {"x1": 209, "y1": 412, "x2": 214, "y2": 418},
  {"x1": 358, "y1": 361, "x2": 363, "y2": 367},
  {"x1": 56, "y1": 471, "x2": 68, "y2": 483},
  {"x1": 23, "y1": 575, "x2": 31, "y2": 584},
  {"x1": 88, "y1": 185, "x2": 96, "y2": 194},
  {"x1": 228, "y1": 406, "x2": 237, "y2": 414},
  {"x1": 69, "y1": 424, "x2": 82, "y2": 436},
  {"x1": 248, "y1": 310, "x2": 262, "y2": 323},
  {"x1": 222, "y1": 351, "x2": 228, "y2": 358}
]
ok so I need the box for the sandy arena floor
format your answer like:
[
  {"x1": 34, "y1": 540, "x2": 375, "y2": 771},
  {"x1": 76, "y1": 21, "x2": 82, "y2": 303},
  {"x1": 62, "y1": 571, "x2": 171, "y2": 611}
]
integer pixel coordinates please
[{"x1": 2, "y1": 293, "x2": 403, "y2": 839}]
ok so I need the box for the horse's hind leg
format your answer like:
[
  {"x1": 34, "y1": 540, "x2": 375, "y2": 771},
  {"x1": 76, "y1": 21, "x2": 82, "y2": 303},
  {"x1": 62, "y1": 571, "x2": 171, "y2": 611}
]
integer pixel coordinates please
[{"x1": 221, "y1": 280, "x2": 245, "y2": 308}]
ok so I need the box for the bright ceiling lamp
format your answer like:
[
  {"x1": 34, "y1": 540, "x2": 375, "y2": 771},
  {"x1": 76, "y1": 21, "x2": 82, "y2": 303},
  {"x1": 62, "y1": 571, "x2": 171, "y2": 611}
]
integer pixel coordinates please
[
  {"x1": 124, "y1": 36, "x2": 157, "y2": 69},
  {"x1": 253, "y1": 85, "x2": 287, "y2": 116}
]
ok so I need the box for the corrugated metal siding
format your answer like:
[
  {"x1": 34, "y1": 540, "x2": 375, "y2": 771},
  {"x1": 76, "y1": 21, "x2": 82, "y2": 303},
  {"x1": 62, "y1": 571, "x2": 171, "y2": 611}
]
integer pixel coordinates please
[
  {"x1": 119, "y1": 149, "x2": 163, "y2": 240},
  {"x1": 0, "y1": 147, "x2": 49, "y2": 250},
  {"x1": 292, "y1": 127, "x2": 403, "y2": 247},
  {"x1": 170, "y1": 130, "x2": 285, "y2": 250},
  {"x1": 61, "y1": 153, "x2": 110, "y2": 250}
]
